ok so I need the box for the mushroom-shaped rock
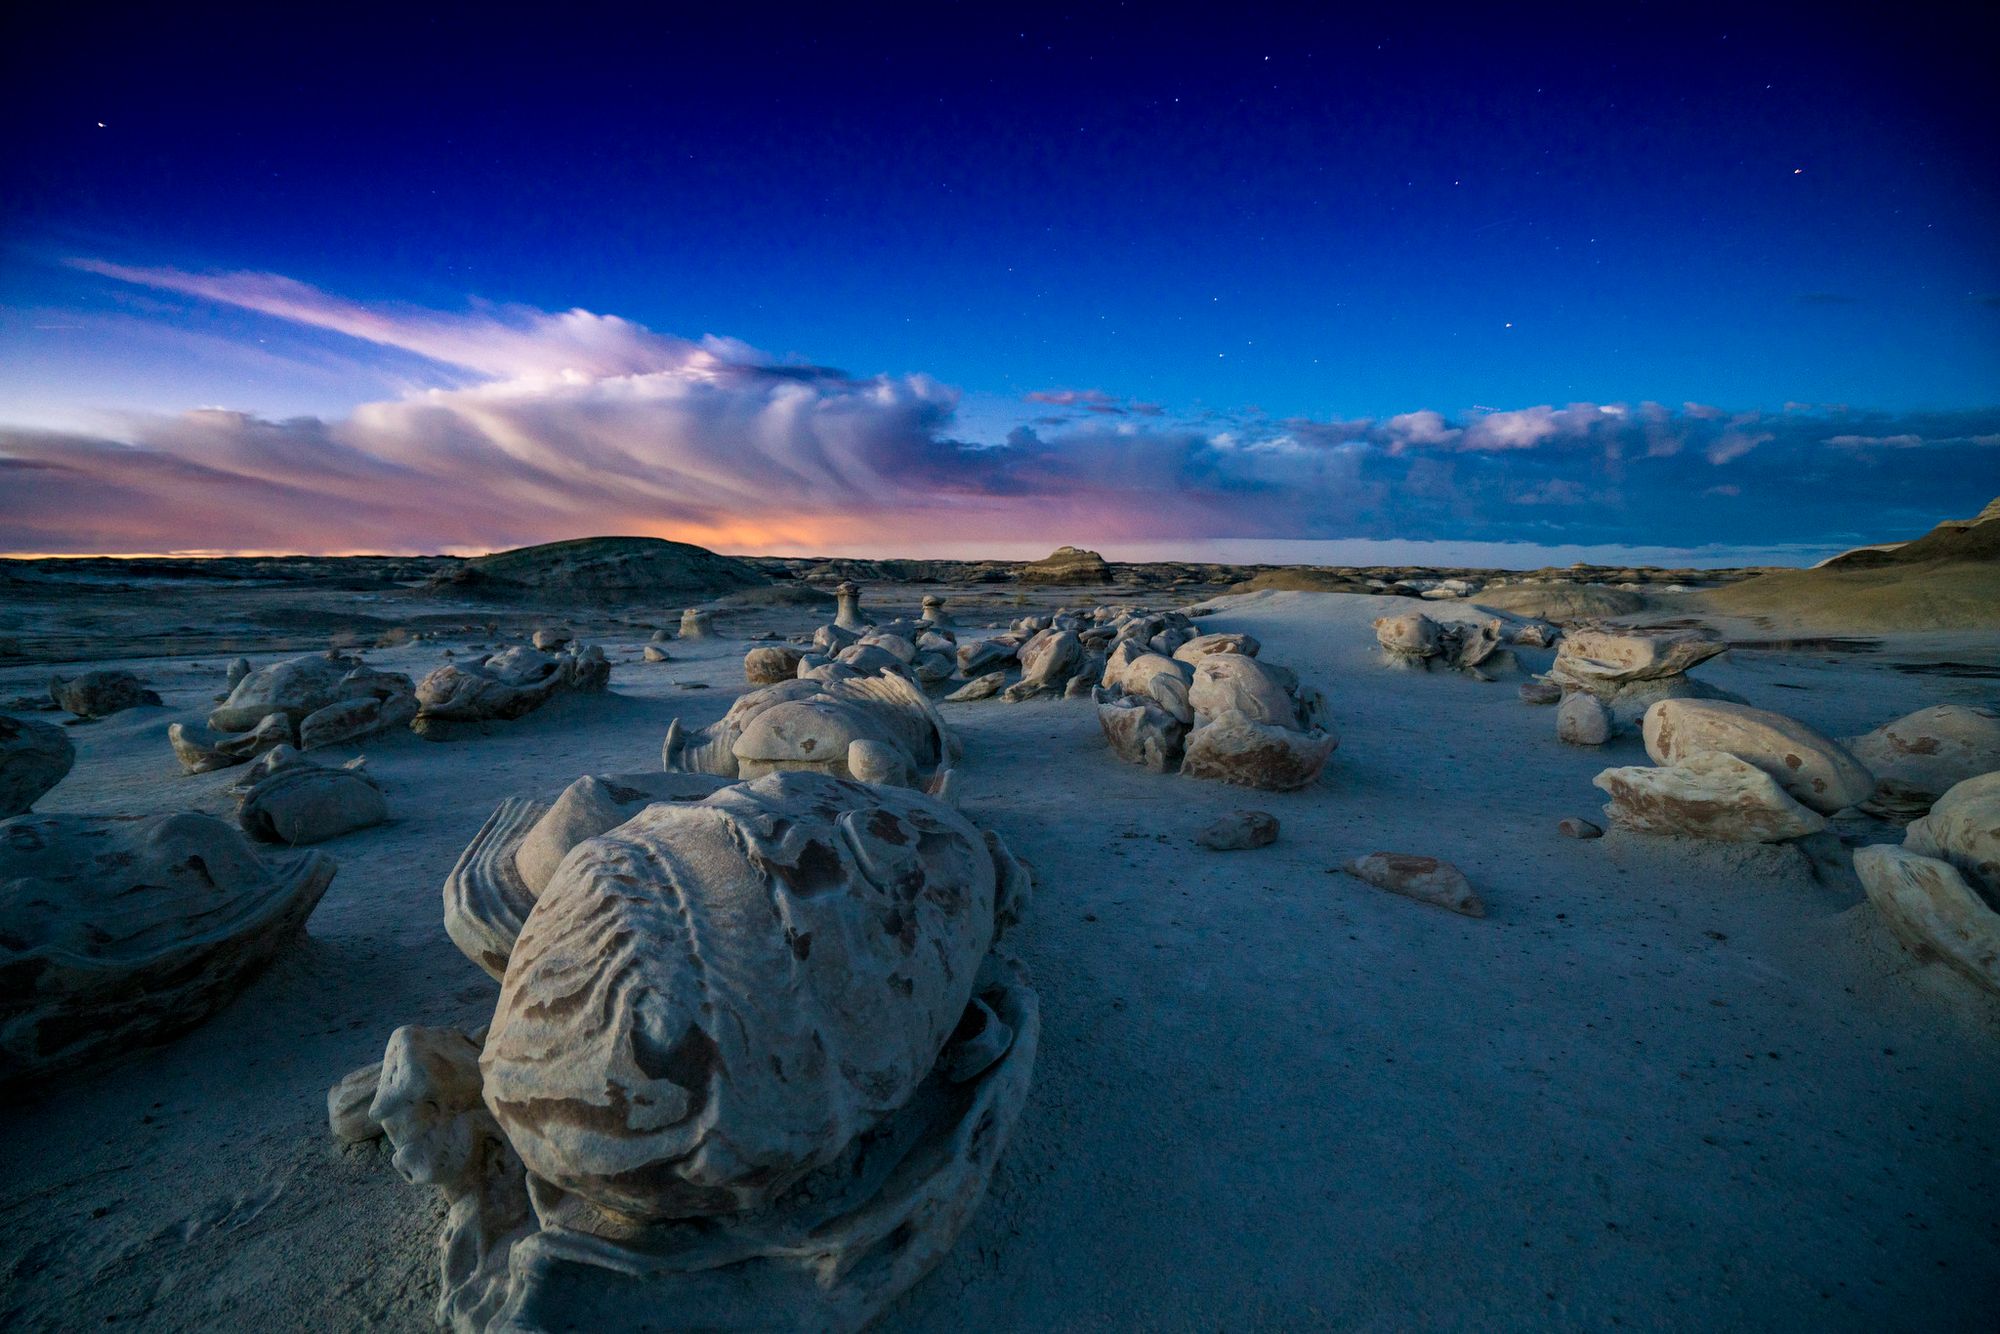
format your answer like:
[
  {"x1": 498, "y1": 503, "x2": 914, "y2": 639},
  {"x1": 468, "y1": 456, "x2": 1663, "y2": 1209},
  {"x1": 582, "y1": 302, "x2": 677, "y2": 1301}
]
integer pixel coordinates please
[
  {"x1": 1173, "y1": 632, "x2": 1261, "y2": 663},
  {"x1": 744, "y1": 645, "x2": 805, "y2": 685},
  {"x1": 919, "y1": 595, "x2": 955, "y2": 629},
  {"x1": 1903, "y1": 772, "x2": 2000, "y2": 900},
  {"x1": 833, "y1": 581, "x2": 867, "y2": 632},
  {"x1": 1550, "y1": 628, "x2": 1726, "y2": 690},
  {"x1": 49, "y1": 670, "x2": 161, "y2": 720},
  {"x1": 479, "y1": 771, "x2": 1022, "y2": 1222},
  {"x1": 0, "y1": 812, "x2": 335, "y2": 1090},
  {"x1": 1187, "y1": 653, "x2": 1300, "y2": 729},
  {"x1": 1094, "y1": 689, "x2": 1190, "y2": 773},
  {"x1": 1846, "y1": 706, "x2": 2000, "y2": 822},
  {"x1": 1344, "y1": 853, "x2": 1484, "y2": 917},
  {"x1": 445, "y1": 771, "x2": 733, "y2": 979},
  {"x1": 1593, "y1": 751, "x2": 1826, "y2": 842},
  {"x1": 1180, "y1": 709, "x2": 1337, "y2": 791},
  {"x1": 236, "y1": 759, "x2": 389, "y2": 845},
  {"x1": 1854, "y1": 844, "x2": 2000, "y2": 997},
  {"x1": 1642, "y1": 698, "x2": 1874, "y2": 815},
  {"x1": 0, "y1": 716, "x2": 74, "y2": 817}
]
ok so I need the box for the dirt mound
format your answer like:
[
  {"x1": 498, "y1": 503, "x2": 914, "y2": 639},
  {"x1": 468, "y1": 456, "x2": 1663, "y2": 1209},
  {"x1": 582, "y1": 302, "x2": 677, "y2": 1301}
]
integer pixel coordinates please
[
  {"x1": 1707, "y1": 499, "x2": 2000, "y2": 631},
  {"x1": 1696, "y1": 560, "x2": 2000, "y2": 632},
  {"x1": 1019, "y1": 545, "x2": 1113, "y2": 585},
  {"x1": 1471, "y1": 582, "x2": 1646, "y2": 621},
  {"x1": 436, "y1": 537, "x2": 768, "y2": 602},
  {"x1": 1227, "y1": 568, "x2": 1376, "y2": 594}
]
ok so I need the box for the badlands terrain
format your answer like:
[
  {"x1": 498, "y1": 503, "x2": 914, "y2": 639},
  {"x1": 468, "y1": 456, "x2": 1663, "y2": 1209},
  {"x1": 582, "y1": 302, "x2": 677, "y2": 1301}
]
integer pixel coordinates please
[{"x1": 2, "y1": 515, "x2": 1997, "y2": 1332}]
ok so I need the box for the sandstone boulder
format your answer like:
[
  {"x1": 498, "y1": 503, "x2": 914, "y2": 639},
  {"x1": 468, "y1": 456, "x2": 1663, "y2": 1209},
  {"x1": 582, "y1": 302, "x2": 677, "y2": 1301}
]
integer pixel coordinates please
[
  {"x1": 1642, "y1": 698, "x2": 1873, "y2": 814},
  {"x1": 1854, "y1": 844, "x2": 2000, "y2": 996},
  {"x1": 1846, "y1": 705, "x2": 2000, "y2": 822},
  {"x1": 49, "y1": 669, "x2": 160, "y2": 719},
  {"x1": 1180, "y1": 710, "x2": 1336, "y2": 791},
  {"x1": 1903, "y1": 772, "x2": 2000, "y2": 900},
  {"x1": 1344, "y1": 853, "x2": 1484, "y2": 917},
  {"x1": 1594, "y1": 751, "x2": 1826, "y2": 842},
  {"x1": 744, "y1": 645, "x2": 805, "y2": 685},
  {"x1": 0, "y1": 812, "x2": 334, "y2": 1090}
]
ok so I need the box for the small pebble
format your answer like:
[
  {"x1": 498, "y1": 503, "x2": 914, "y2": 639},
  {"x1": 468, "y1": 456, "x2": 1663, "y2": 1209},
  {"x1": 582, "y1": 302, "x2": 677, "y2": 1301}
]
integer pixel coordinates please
[{"x1": 1559, "y1": 817, "x2": 1604, "y2": 840}]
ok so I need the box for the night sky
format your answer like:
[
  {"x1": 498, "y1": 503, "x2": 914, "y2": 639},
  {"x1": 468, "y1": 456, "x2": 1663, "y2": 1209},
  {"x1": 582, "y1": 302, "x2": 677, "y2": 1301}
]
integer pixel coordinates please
[{"x1": 2, "y1": 4, "x2": 1996, "y2": 560}]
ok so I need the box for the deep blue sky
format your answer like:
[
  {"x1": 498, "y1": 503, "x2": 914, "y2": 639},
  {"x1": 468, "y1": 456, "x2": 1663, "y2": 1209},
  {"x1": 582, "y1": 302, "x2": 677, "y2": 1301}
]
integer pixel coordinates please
[{"x1": 1, "y1": 3, "x2": 1996, "y2": 557}]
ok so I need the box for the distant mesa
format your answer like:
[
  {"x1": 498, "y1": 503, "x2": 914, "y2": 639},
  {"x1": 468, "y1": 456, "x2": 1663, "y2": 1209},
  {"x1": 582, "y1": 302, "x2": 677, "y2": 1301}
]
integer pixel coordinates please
[
  {"x1": 429, "y1": 536, "x2": 770, "y2": 602},
  {"x1": 1018, "y1": 545, "x2": 1114, "y2": 585}
]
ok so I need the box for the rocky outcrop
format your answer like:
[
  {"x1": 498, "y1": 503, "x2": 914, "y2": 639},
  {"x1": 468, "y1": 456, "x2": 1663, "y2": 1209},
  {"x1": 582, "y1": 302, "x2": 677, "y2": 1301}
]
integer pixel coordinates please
[
  {"x1": 1372, "y1": 612, "x2": 1514, "y2": 679},
  {"x1": 1343, "y1": 853, "x2": 1484, "y2": 917},
  {"x1": 1853, "y1": 845, "x2": 1999, "y2": 998},
  {"x1": 1019, "y1": 545, "x2": 1114, "y2": 585},
  {"x1": 0, "y1": 716, "x2": 73, "y2": 817},
  {"x1": 1904, "y1": 772, "x2": 2000, "y2": 900},
  {"x1": 49, "y1": 669, "x2": 160, "y2": 719},
  {"x1": 1845, "y1": 705, "x2": 2000, "y2": 822},
  {"x1": 0, "y1": 812, "x2": 335, "y2": 1091},
  {"x1": 1593, "y1": 751, "x2": 1826, "y2": 842},
  {"x1": 337, "y1": 771, "x2": 1036, "y2": 1332},
  {"x1": 1642, "y1": 699, "x2": 1874, "y2": 815},
  {"x1": 435, "y1": 536, "x2": 768, "y2": 602},
  {"x1": 413, "y1": 645, "x2": 609, "y2": 737},
  {"x1": 1546, "y1": 627, "x2": 1735, "y2": 726}
]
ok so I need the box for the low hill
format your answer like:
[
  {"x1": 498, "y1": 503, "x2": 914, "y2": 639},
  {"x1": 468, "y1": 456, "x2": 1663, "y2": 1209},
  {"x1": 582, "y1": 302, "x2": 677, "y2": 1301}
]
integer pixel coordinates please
[{"x1": 433, "y1": 536, "x2": 769, "y2": 602}]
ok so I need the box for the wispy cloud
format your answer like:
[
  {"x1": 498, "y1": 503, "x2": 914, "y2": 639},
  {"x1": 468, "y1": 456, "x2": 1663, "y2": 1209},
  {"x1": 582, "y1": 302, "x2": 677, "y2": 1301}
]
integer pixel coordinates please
[{"x1": 5, "y1": 264, "x2": 1998, "y2": 557}]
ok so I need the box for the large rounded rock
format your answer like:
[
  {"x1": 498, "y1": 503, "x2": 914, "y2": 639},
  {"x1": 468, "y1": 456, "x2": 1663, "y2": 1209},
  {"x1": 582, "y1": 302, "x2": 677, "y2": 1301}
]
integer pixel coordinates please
[
  {"x1": 744, "y1": 645, "x2": 805, "y2": 685},
  {"x1": 1854, "y1": 844, "x2": 2000, "y2": 996},
  {"x1": 211, "y1": 653, "x2": 362, "y2": 732},
  {"x1": 1550, "y1": 628, "x2": 1725, "y2": 690},
  {"x1": 0, "y1": 812, "x2": 335, "y2": 1089},
  {"x1": 1593, "y1": 751, "x2": 1826, "y2": 842},
  {"x1": 1846, "y1": 705, "x2": 2000, "y2": 822},
  {"x1": 1186, "y1": 653, "x2": 1299, "y2": 729},
  {"x1": 50, "y1": 670, "x2": 160, "y2": 720},
  {"x1": 0, "y1": 716, "x2": 73, "y2": 817},
  {"x1": 1642, "y1": 699, "x2": 1873, "y2": 815},
  {"x1": 1904, "y1": 772, "x2": 2000, "y2": 900},
  {"x1": 1180, "y1": 710, "x2": 1337, "y2": 791},
  {"x1": 1094, "y1": 690, "x2": 1189, "y2": 772},
  {"x1": 480, "y1": 772, "x2": 1022, "y2": 1223},
  {"x1": 236, "y1": 760, "x2": 389, "y2": 845}
]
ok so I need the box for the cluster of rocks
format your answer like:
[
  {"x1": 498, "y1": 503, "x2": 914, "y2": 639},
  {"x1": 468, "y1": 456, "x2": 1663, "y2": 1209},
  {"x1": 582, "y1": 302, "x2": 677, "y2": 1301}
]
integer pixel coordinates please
[
  {"x1": 411, "y1": 643, "x2": 610, "y2": 739},
  {"x1": 1094, "y1": 624, "x2": 1337, "y2": 790},
  {"x1": 1853, "y1": 772, "x2": 2000, "y2": 997},
  {"x1": 0, "y1": 810, "x2": 336, "y2": 1092},
  {"x1": 171, "y1": 651, "x2": 421, "y2": 773},
  {"x1": 1373, "y1": 610, "x2": 1546, "y2": 680},
  {"x1": 1592, "y1": 698, "x2": 1874, "y2": 841},
  {"x1": 333, "y1": 619, "x2": 1037, "y2": 1329},
  {"x1": 1532, "y1": 627, "x2": 1740, "y2": 746}
]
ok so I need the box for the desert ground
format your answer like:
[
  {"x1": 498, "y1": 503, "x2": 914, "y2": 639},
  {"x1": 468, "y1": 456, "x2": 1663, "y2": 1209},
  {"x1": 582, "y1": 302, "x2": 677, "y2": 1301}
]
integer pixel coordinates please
[{"x1": 2, "y1": 546, "x2": 1997, "y2": 1331}]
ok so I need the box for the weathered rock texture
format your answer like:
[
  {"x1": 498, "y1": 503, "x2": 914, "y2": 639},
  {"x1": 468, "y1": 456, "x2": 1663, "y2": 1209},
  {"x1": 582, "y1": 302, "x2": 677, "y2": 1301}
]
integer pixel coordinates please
[
  {"x1": 0, "y1": 812, "x2": 334, "y2": 1091},
  {"x1": 1904, "y1": 772, "x2": 2000, "y2": 900},
  {"x1": 1845, "y1": 705, "x2": 2000, "y2": 822},
  {"x1": 1642, "y1": 699, "x2": 1873, "y2": 815},
  {"x1": 0, "y1": 716, "x2": 73, "y2": 817},
  {"x1": 235, "y1": 755, "x2": 388, "y2": 845},
  {"x1": 1019, "y1": 545, "x2": 1114, "y2": 584},
  {"x1": 1854, "y1": 845, "x2": 2000, "y2": 997},
  {"x1": 1594, "y1": 751, "x2": 1826, "y2": 842},
  {"x1": 414, "y1": 645, "x2": 609, "y2": 736},
  {"x1": 343, "y1": 771, "x2": 1038, "y2": 1333},
  {"x1": 49, "y1": 669, "x2": 160, "y2": 719}
]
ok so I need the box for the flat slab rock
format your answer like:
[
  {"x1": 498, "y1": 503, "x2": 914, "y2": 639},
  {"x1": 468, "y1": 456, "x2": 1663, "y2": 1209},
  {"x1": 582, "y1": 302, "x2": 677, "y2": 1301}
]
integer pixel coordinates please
[
  {"x1": 1343, "y1": 852, "x2": 1485, "y2": 917},
  {"x1": 1196, "y1": 810, "x2": 1278, "y2": 851}
]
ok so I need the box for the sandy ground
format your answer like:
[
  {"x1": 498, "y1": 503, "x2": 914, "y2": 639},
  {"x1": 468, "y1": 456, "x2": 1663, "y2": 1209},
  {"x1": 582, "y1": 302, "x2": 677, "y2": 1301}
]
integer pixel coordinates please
[{"x1": 2, "y1": 589, "x2": 1997, "y2": 1331}]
